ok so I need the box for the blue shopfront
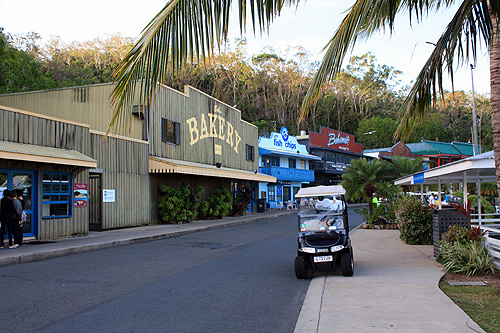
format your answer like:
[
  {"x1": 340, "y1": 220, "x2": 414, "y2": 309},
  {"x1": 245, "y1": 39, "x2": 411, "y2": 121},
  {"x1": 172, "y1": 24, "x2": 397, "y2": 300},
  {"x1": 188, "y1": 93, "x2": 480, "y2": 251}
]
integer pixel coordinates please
[
  {"x1": 0, "y1": 168, "x2": 38, "y2": 239},
  {"x1": 258, "y1": 128, "x2": 321, "y2": 208}
]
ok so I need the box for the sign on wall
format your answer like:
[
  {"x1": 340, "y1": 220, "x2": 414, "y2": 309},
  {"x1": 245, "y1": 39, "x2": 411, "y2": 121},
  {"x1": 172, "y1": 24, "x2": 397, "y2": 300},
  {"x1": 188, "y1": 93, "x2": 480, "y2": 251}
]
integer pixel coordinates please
[
  {"x1": 103, "y1": 189, "x2": 116, "y2": 203},
  {"x1": 74, "y1": 183, "x2": 88, "y2": 207},
  {"x1": 309, "y1": 127, "x2": 363, "y2": 154}
]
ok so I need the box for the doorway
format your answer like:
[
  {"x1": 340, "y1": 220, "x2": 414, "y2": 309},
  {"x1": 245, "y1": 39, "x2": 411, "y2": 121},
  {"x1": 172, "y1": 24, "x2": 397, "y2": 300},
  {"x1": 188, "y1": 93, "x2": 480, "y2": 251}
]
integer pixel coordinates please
[
  {"x1": 0, "y1": 169, "x2": 37, "y2": 238},
  {"x1": 89, "y1": 173, "x2": 103, "y2": 231}
]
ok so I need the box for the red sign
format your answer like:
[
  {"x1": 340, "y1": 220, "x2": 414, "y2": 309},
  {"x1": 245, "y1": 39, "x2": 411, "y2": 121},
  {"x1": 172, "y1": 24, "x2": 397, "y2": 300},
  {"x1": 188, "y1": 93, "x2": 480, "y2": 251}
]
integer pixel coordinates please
[
  {"x1": 74, "y1": 183, "x2": 88, "y2": 207},
  {"x1": 309, "y1": 127, "x2": 363, "y2": 154}
]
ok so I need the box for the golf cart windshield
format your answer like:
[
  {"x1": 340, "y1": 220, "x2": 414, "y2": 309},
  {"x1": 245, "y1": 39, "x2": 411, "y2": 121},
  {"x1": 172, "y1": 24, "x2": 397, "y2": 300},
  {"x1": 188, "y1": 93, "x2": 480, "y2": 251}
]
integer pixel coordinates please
[{"x1": 295, "y1": 186, "x2": 347, "y2": 234}]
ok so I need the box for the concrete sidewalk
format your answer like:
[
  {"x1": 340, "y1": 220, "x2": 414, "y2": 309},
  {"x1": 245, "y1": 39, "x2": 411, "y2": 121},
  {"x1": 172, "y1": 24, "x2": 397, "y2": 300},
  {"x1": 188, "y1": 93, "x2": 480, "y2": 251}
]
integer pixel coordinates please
[
  {"x1": 0, "y1": 209, "x2": 295, "y2": 267},
  {"x1": 294, "y1": 229, "x2": 485, "y2": 333}
]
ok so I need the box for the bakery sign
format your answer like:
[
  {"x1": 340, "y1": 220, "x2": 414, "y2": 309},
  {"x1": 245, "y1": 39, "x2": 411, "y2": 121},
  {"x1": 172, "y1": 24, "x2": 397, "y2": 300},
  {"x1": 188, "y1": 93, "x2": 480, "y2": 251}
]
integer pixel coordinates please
[
  {"x1": 186, "y1": 104, "x2": 242, "y2": 154},
  {"x1": 309, "y1": 127, "x2": 363, "y2": 154}
]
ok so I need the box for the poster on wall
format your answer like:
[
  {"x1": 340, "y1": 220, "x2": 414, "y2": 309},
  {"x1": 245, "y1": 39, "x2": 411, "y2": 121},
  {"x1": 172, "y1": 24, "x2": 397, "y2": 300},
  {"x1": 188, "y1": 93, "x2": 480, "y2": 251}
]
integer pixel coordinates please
[
  {"x1": 103, "y1": 189, "x2": 116, "y2": 203},
  {"x1": 74, "y1": 183, "x2": 88, "y2": 207}
]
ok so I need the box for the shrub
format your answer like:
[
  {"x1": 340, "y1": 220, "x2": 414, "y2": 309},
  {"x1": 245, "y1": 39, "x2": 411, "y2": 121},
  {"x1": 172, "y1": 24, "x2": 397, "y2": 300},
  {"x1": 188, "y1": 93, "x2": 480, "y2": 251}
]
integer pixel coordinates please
[
  {"x1": 441, "y1": 225, "x2": 470, "y2": 245},
  {"x1": 230, "y1": 187, "x2": 253, "y2": 216},
  {"x1": 355, "y1": 201, "x2": 397, "y2": 228},
  {"x1": 158, "y1": 182, "x2": 202, "y2": 223},
  {"x1": 395, "y1": 196, "x2": 433, "y2": 245},
  {"x1": 440, "y1": 241, "x2": 497, "y2": 276},
  {"x1": 198, "y1": 188, "x2": 232, "y2": 219}
]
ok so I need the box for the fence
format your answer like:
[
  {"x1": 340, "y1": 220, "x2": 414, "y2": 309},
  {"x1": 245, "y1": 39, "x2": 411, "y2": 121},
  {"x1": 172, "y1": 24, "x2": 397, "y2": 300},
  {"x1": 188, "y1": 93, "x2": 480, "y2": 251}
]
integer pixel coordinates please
[{"x1": 470, "y1": 214, "x2": 500, "y2": 270}]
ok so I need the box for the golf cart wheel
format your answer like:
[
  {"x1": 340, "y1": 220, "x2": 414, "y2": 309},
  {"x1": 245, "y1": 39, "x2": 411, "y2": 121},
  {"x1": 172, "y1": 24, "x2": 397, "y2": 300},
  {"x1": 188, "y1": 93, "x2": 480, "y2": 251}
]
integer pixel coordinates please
[
  {"x1": 295, "y1": 256, "x2": 311, "y2": 279},
  {"x1": 340, "y1": 252, "x2": 354, "y2": 277}
]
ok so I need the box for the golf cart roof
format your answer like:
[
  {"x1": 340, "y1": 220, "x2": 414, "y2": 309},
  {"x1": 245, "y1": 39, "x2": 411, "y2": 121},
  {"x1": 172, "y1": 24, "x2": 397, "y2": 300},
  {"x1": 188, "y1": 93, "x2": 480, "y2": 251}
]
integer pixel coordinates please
[{"x1": 295, "y1": 185, "x2": 346, "y2": 198}]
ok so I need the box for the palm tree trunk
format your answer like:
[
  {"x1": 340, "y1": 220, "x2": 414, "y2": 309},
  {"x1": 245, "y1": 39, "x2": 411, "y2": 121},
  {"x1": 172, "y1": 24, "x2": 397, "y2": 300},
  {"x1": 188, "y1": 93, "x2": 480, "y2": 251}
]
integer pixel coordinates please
[{"x1": 491, "y1": 11, "x2": 500, "y2": 197}]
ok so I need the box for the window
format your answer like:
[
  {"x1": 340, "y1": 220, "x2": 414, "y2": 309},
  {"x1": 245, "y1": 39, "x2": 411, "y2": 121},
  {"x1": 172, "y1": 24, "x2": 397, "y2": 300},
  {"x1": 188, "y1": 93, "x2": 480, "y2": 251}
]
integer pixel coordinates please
[
  {"x1": 246, "y1": 144, "x2": 255, "y2": 161},
  {"x1": 289, "y1": 158, "x2": 296, "y2": 169},
  {"x1": 262, "y1": 156, "x2": 279, "y2": 167},
  {"x1": 161, "y1": 118, "x2": 180, "y2": 145},
  {"x1": 300, "y1": 160, "x2": 306, "y2": 170},
  {"x1": 268, "y1": 185, "x2": 275, "y2": 201},
  {"x1": 42, "y1": 172, "x2": 72, "y2": 218}
]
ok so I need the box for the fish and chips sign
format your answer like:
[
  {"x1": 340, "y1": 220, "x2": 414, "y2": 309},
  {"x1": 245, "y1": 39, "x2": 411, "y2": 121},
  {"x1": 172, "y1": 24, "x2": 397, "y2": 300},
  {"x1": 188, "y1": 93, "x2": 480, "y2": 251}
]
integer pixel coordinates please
[
  {"x1": 309, "y1": 127, "x2": 363, "y2": 154},
  {"x1": 186, "y1": 105, "x2": 242, "y2": 155}
]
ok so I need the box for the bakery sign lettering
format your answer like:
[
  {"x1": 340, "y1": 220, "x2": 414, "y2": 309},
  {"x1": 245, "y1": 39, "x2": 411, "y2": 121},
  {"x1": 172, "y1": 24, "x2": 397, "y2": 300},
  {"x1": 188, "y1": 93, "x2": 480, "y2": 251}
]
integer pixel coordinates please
[{"x1": 186, "y1": 105, "x2": 242, "y2": 153}]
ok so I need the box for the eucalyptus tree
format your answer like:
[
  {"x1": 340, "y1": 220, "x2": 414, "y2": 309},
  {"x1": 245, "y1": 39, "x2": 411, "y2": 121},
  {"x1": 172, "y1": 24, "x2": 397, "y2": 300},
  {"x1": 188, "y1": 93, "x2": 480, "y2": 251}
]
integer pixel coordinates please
[{"x1": 110, "y1": 0, "x2": 500, "y2": 194}]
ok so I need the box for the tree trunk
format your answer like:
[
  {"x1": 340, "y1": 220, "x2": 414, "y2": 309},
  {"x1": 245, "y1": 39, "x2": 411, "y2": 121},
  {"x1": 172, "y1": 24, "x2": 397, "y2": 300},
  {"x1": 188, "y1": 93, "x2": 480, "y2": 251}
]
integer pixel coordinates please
[{"x1": 491, "y1": 11, "x2": 500, "y2": 197}]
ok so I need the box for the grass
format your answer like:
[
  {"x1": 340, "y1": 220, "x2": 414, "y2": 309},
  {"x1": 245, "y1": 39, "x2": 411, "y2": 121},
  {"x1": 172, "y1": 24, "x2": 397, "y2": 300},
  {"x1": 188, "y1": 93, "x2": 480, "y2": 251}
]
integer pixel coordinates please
[{"x1": 439, "y1": 283, "x2": 500, "y2": 333}]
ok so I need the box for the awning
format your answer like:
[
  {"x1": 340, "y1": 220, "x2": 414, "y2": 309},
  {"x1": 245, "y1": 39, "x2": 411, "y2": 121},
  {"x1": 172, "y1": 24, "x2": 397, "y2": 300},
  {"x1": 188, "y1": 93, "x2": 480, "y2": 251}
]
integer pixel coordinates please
[
  {"x1": 259, "y1": 147, "x2": 322, "y2": 160},
  {"x1": 0, "y1": 140, "x2": 97, "y2": 168},
  {"x1": 149, "y1": 156, "x2": 277, "y2": 182},
  {"x1": 394, "y1": 150, "x2": 496, "y2": 185}
]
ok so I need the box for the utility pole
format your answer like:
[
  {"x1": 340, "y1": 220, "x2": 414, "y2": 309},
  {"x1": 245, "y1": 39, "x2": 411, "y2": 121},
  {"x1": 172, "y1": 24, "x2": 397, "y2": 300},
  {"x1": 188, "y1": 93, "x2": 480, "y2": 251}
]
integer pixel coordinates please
[{"x1": 470, "y1": 64, "x2": 479, "y2": 155}]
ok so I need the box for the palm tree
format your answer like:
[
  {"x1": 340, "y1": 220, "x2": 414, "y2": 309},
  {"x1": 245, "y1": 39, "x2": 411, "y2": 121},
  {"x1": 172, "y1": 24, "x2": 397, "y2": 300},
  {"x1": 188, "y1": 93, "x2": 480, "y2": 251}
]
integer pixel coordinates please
[
  {"x1": 110, "y1": 1, "x2": 500, "y2": 194},
  {"x1": 340, "y1": 158, "x2": 394, "y2": 216},
  {"x1": 391, "y1": 156, "x2": 424, "y2": 179}
]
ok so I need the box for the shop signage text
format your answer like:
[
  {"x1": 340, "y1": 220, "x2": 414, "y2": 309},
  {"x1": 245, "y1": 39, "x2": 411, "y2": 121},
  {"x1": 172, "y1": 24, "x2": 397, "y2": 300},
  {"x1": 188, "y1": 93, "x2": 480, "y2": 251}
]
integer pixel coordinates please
[
  {"x1": 327, "y1": 133, "x2": 350, "y2": 146},
  {"x1": 186, "y1": 105, "x2": 242, "y2": 153}
]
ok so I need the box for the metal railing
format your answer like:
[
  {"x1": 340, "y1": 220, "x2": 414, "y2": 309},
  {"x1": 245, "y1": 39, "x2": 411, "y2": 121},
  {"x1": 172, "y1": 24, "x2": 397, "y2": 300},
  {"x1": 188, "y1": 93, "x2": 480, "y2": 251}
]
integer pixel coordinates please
[{"x1": 470, "y1": 213, "x2": 500, "y2": 270}]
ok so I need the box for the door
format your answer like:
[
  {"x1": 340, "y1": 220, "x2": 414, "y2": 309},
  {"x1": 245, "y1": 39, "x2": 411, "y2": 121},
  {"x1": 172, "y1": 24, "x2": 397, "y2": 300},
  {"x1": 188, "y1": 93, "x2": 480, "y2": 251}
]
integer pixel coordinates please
[
  {"x1": 0, "y1": 169, "x2": 37, "y2": 238},
  {"x1": 89, "y1": 173, "x2": 102, "y2": 231}
]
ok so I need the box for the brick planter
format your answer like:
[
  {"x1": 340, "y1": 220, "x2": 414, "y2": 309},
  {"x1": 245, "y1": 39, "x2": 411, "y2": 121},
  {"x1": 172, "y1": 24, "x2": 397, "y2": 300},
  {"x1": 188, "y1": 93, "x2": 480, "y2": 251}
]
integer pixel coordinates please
[{"x1": 433, "y1": 208, "x2": 469, "y2": 257}]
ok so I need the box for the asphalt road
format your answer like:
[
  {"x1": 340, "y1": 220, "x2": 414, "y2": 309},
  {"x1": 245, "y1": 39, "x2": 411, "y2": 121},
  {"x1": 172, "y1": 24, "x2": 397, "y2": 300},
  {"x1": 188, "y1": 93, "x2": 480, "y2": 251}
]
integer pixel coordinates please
[
  {"x1": 0, "y1": 214, "x2": 308, "y2": 333},
  {"x1": 0, "y1": 208, "x2": 364, "y2": 333}
]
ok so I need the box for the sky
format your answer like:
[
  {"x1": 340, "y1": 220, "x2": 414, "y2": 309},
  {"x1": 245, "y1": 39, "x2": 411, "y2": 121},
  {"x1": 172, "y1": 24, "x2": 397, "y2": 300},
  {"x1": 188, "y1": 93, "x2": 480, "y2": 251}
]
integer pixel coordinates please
[{"x1": 0, "y1": 0, "x2": 491, "y2": 94}]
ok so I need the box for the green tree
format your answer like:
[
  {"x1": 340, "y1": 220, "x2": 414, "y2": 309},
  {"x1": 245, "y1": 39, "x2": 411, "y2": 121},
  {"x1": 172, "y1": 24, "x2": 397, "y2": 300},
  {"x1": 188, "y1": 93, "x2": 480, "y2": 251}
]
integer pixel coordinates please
[{"x1": 341, "y1": 158, "x2": 394, "y2": 216}]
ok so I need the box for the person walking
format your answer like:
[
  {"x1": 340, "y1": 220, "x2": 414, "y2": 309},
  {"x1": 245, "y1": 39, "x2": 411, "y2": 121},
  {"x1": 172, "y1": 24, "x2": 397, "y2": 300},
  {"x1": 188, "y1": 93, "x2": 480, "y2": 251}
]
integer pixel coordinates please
[
  {"x1": 13, "y1": 189, "x2": 24, "y2": 246},
  {"x1": 0, "y1": 189, "x2": 20, "y2": 249}
]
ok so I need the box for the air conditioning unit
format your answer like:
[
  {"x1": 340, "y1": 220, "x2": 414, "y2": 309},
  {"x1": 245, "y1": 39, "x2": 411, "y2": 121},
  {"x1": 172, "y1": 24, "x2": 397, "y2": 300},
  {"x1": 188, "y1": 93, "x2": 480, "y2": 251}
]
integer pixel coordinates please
[{"x1": 132, "y1": 105, "x2": 146, "y2": 120}]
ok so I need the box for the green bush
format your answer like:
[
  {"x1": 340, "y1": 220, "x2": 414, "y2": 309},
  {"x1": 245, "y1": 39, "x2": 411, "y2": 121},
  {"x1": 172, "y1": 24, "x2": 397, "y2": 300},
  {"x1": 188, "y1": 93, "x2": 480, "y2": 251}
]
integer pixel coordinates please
[
  {"x1": 158, "y1": 182, "x2": 202, "y2": 223},
  {"x1": 395, "y1": 196, "x2": 433, "y2": 245},
  {"x1": 440, "y1": 241, "x2": 497, "y2": 276},
  {"x1": 441, "y1": 225, "x2": 470, "y2": 245},
  {"x1": 198, "y1": 188, "x2": 232, "y2": 219},
  {"x1": 355, "y1": 201, "x2": 397, "y2": 227}
]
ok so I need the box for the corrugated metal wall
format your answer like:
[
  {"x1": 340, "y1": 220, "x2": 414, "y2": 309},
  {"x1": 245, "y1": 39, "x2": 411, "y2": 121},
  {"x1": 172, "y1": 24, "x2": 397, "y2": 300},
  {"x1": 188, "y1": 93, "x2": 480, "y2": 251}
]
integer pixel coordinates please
[
  {"x1": 0, "y1": 84, "x2": 144, "y2": 140},
  {"x1": 0, "y1": 106, "x2": 90, "y2": 240},
  {"x1": 89, "y1": 132, "x2": 151, "y2": 229},
  {"x1": 149, "y1": 85, "x2": 259, "y2": 172}
]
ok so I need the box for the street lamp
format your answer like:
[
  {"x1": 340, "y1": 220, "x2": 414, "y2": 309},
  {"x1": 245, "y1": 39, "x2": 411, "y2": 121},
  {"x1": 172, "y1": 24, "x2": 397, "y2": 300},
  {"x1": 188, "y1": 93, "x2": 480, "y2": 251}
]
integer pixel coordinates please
[{"x1": 470, "y1": 64, "x2": 479, "y2": 155}]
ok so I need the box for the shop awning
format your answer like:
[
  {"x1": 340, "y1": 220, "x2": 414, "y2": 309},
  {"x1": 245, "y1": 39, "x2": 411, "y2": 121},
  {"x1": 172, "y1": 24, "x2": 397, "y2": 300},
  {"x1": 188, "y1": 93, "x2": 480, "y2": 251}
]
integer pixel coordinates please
[
  {"x1": 149, "y1": 156, "x2": 277, "y2": 182},
  {"x1": 259, "y1": 147, "x2": 322, "y2": 160},
  {"x1": 0, "y1": 140, "x2": 97, "y2": 168},
  {"x1": 394, "y1": 150, "x2": 496, "y2": 185}
]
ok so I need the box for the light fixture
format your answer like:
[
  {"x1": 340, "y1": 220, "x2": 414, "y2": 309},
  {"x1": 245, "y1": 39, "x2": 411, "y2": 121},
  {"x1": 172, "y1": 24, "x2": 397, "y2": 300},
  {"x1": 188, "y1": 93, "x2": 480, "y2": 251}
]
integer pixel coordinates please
[
  {"x1": 254, "y1": 169, "x2": 257, "y2": 174},
  {"x1": 215, "y1": 162, "x2": 222, "y2": 168}
]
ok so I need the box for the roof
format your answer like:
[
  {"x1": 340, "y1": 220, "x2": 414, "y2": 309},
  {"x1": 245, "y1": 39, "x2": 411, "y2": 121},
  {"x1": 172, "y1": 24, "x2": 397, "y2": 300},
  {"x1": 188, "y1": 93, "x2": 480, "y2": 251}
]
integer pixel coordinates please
[
  {"x1": 0, "y1": 140, "x2": 97, "y2": 168},
  {"x1": 295, "y1": 185, "x2": 346, "y2": 198},
  {"x1": 452, "y1": 141, "x2": 479, "y2": 156},
  {"x1": 149, "y1": 156, "x2": 277, "y2": 182},
  {"x1": 394, "y1": 150, "x2": 496, "y2": 185},
  {"x1": 258, "y1": 147, "x2": 322, "y2": 160}
]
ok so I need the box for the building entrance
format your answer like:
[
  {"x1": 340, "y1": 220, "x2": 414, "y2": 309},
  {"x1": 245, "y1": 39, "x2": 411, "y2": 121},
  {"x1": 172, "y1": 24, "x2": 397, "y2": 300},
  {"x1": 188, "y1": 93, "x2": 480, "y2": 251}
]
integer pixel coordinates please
[{"x1": 0, "y1": 168, "x2": 37, "y2": 239}]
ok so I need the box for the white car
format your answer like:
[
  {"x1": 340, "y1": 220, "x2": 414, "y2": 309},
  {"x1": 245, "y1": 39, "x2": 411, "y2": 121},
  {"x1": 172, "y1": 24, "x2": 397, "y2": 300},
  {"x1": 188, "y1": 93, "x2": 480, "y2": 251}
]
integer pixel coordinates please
[{"x1": 315, "y1": 196, "x2": 344, "y2": 212}]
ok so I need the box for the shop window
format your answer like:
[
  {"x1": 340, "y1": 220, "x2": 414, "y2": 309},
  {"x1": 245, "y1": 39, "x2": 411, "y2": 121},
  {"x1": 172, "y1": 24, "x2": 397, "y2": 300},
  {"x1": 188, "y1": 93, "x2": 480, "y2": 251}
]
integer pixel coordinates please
[
  {"x1": 161, "y1": 118, "x2": 180, "y2": 145},
  {"x1": 300, "y1": 159, "x2": 306, "y2": 169},
  {"x1": 268, "y1": 185, "x2": 275, "y2": 201},
  {"x1": 289, "y1": 158, "x2": 296, "y2": 169},
  {"x1": 246, "y1": 144, "x2": 255, "y2": 161},
  {"x1": 42, "y1": 172, "x2": 72, "y2": 218},
  {"x1": 262, "y1": 156, "x2": 280, "y2": 167}
]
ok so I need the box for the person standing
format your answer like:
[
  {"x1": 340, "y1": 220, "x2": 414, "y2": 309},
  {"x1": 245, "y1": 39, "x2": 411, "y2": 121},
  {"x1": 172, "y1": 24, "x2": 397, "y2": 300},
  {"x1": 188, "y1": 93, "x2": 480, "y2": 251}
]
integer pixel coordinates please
[
  {"x1": 0, "y1": 189, "x2": 20, "y2": 249},
  {"x1": 13, "y1": 189, "x2": 24, "y2": 246}
]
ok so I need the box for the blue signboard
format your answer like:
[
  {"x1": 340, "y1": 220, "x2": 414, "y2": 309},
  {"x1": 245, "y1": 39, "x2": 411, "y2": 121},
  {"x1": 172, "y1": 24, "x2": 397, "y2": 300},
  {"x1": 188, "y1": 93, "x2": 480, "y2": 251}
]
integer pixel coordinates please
[
  {"x1": 412, "y1": 173, "x2": 425, "y2": 184},
  {"x1": 276, "y1": 186, "x2": 283, "y2": 196}
]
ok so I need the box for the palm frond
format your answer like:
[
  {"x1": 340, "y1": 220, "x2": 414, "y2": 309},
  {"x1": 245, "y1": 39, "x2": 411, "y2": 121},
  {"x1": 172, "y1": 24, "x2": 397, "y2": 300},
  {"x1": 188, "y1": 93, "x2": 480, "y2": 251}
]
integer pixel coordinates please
[
  {"x1": 109, "y1": 0, "x2": 300, "y2": 133},
  {"x1": 395, "y1": 0, "x2": 495, "y2": 141}
]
